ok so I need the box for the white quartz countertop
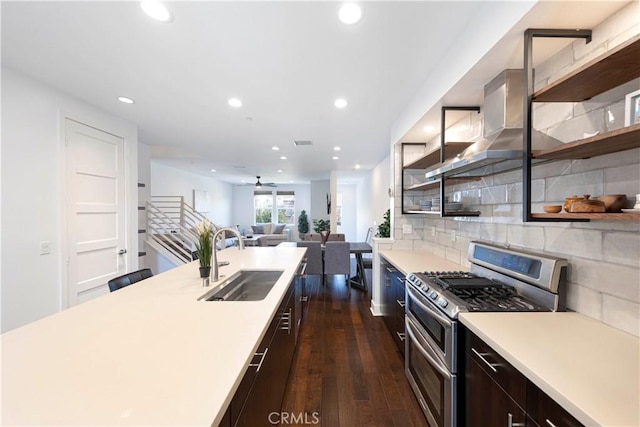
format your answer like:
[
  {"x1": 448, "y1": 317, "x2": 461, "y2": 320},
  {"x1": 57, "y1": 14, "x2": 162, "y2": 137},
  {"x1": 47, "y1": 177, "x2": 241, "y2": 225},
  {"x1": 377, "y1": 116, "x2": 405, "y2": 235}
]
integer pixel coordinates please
[
  {"x1": 460, "y1": 312, "x2": 640, "y2": 427},
  {"x1": 1, "y1": 246, "x2": 306, "y2": 426},
  {"x1": 378, "y1": 249, "x2": 467, "y2": 274}
]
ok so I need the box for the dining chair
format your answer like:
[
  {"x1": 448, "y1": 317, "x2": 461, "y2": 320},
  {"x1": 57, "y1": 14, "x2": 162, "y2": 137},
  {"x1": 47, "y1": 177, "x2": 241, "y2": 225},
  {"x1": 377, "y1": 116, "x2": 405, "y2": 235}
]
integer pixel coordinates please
[
  {"x1": 362, "y1": 227, "x2": 374, "y2": 269},
  {"x1": 326, "y1": 233, "x2": 345, "y2": 241},
  {"x1": 304, "y1": 233, "x2": 320, "y2": 241},
  {"x1": 297, "y1": 242, "x2": 323, "y2": 285},
  {"x1": 108, "y1": 268, "x2": 153, "y2": 292},
  {"x1": 323, "y1": 241, "x2": 351, "y2": 292}
]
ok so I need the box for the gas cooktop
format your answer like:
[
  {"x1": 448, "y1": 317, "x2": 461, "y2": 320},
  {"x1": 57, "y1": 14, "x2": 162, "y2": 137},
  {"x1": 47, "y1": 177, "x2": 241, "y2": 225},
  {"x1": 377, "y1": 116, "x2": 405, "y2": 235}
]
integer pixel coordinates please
[{"x1": 406, "y1": 271, "x2": 549, "y2": 318}]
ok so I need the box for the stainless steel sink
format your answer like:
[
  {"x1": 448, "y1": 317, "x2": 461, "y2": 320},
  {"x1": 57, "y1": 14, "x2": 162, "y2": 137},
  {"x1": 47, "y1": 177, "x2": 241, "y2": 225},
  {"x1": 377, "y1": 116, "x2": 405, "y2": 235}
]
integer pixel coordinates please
[{"x1": 198, "y1": 270, "x2": 284, "y2": 302}]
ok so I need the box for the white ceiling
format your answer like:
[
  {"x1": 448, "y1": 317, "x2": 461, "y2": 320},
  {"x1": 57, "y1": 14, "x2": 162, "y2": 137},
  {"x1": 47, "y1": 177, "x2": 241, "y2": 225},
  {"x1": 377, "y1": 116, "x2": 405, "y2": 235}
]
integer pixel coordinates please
[{"x1": 1, "y1": 1, "x2": 630, "y2": 185}]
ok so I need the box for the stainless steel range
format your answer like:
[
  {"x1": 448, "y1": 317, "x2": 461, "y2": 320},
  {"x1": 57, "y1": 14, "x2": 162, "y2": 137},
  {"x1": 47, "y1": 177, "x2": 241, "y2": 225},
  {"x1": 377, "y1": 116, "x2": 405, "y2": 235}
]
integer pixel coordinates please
[{"x1": 403, "y1": 241, "x2": 568, "y2": 427}]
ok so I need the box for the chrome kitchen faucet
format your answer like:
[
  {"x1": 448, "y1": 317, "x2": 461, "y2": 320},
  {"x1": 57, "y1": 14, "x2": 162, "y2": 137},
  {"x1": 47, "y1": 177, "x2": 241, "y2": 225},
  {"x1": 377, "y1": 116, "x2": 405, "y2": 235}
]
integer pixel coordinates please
[{"x1": 211, "y1": 227, "x2": 245, "y2": 282}]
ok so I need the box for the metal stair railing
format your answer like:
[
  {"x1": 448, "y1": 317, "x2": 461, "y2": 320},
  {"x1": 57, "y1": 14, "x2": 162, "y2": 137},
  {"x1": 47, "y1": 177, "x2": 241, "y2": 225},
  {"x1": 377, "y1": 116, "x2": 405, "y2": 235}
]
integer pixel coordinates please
[{"x1": 146, "y1": 202, "x2": 195, "y2": 264}]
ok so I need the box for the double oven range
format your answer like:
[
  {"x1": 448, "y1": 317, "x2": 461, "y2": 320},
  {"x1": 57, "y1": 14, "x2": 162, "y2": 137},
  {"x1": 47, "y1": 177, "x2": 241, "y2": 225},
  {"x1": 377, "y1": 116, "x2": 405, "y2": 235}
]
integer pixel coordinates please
[{"x1": 404, "y1": 241, "x2": 568, "y2": 427}]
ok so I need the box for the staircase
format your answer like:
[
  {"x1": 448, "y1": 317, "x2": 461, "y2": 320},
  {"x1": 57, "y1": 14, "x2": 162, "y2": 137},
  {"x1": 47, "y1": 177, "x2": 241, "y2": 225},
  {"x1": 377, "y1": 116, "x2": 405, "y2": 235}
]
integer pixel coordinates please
[{"x1": 146, "y1": 196, "x2": 208, "y2": 265}]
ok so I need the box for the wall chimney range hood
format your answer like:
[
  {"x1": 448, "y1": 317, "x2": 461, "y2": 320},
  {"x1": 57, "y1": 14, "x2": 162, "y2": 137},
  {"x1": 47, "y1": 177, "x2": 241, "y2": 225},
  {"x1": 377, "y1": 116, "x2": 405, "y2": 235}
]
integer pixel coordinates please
[{"x1": 425, "y1": 69, "x2": 563, "y2": 179}]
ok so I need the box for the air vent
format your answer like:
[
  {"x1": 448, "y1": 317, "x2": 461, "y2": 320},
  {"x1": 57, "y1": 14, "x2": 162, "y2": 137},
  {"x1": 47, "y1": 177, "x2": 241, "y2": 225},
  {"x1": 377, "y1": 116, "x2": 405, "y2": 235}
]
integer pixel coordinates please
[
  {"x1": 293, "y1": 140, "x2": 313, "y2": 147},
  {"x1": 233, "y1": 165, "x2": 246, "y2": 169}
]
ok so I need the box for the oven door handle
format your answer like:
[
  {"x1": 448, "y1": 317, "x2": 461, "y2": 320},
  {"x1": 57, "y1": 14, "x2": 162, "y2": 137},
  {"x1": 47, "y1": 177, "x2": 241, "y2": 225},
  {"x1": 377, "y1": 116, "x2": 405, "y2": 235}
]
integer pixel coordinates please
[
  {"x1": 406, "y1": 285, "x2": 452, "y2": 328},
  {"x1": 406, "y1": 317, "x2": 452, "y2": 380}
]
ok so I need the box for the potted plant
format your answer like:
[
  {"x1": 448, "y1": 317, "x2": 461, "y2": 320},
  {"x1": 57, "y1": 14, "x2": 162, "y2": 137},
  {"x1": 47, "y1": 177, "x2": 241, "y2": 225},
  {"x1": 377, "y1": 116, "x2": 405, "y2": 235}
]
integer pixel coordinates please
[
  {"x1": 376, "y1": 209, "x2": 391, "y2": 238},
  {"x1": 194, "y1": 219, "x2": 214, "y2": 278},
  {"x1": 312, "y1": 218, "x2": 330, "y2": 233},
  {"x1": 297, "y1": 210, "x2": 309, "y2": 240}
]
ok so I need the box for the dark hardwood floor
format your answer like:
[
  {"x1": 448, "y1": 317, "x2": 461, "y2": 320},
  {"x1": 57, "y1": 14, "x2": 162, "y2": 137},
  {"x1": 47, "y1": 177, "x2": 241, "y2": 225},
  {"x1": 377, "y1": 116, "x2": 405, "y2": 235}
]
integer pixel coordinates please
[{"x1": 280, "y1": 272, "x2": 429, "y2": 427}]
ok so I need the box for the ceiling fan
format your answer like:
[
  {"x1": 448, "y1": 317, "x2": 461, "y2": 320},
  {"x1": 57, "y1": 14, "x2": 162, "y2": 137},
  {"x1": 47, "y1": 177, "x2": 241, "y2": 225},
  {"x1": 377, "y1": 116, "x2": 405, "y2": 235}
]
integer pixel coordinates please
[{"x1": 246, "y1": 176, "x2": 277, "y2": 188}]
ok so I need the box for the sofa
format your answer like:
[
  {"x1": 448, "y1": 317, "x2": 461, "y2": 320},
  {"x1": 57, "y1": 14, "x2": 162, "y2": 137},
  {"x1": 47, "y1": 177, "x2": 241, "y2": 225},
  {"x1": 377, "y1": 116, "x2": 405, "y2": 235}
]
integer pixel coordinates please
[{"x1": 248, "y1": 223, "x2": 290, "y2": 246}]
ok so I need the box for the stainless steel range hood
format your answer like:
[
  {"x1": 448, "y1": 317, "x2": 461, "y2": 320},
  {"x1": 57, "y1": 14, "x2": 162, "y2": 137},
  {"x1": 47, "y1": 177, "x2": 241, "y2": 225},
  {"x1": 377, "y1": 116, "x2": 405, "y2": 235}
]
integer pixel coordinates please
[{"x1": 425, "y1": 69, "x2": 563, "y2": 179}]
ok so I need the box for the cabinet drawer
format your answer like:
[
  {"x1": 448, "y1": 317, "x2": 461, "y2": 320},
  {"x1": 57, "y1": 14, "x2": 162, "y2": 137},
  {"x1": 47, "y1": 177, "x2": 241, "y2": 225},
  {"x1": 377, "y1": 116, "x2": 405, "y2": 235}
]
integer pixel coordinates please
[
  {"x1": 465, "y1": 330, "x2": 526, "y2": 409},
  {"x1": 527, "y1": 382, "x2": 584, "y2": 427}
]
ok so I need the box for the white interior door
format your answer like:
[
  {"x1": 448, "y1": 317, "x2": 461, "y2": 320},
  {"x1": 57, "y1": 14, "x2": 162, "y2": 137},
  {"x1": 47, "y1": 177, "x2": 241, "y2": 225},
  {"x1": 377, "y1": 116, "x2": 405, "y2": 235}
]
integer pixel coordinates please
[{"x1": 66, "y1": 119, "x2": 126, "y2": 305}]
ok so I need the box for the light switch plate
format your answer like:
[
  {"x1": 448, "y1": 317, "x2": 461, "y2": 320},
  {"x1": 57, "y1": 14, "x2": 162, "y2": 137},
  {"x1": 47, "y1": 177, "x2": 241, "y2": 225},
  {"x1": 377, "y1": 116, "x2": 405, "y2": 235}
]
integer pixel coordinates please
[
  {"x1": 40, "y1": 241, "x2": 51, "y2": 255},
  {"x1": 402, "y1": 224, "x2": 412, "y2": 234}
]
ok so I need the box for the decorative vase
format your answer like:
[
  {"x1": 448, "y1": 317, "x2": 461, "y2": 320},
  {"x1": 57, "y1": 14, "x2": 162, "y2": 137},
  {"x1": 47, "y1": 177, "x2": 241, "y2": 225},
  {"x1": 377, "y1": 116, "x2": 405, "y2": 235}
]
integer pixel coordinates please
[
  {"x1": 199, "y1": 266, "x2": 211, "y2": 278},
  {"x1": 320, "y1": 230, "x2": 331, "y2": 245}
]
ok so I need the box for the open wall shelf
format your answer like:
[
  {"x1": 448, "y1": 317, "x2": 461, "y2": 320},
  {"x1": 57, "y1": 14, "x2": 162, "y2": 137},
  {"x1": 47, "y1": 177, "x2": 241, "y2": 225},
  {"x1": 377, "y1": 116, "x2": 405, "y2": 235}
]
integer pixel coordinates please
[
  {"x1": 524, "y1": 29, "x2": 640, "y2": 222},
  {"x1": 533, "y1": 35, "x2": 640, "y2": 102},
  {"x1": 533, "y1": 124, "x2": 640, "y2": 160},
  {"x1": 532, "y1": 212, "x2": 640, "y2": 221}
]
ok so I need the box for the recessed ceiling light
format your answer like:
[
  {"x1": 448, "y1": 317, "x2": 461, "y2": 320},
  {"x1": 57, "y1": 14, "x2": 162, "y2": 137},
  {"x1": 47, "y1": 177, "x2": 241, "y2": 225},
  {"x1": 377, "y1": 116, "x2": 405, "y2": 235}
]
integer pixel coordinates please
[
  {"x1": 117, "y1": 96, "x2": 135, "y2": 104},
  {"x1": 277, "y1": 169, "x2": 283, "y2": 173},
  {"x1": 140, "y1": 1, "x2": 173, "y2": 22},
  {"x1": 334, "y1": 98, "x2": 348, "y2": 109},
  {"x1": 272, "y1": 146, "x2": 280, "y2": 151},
  {"x1": 423, "y1": 125, "x2": 435, "y2": 133},
  {"x1": 334, "y1": 146, "x2": 341, "y2": 151},
  {"x1": 332, "y1": 156, "x2": 339, "y2": 160},
  {"x1": 228, "y1": 98, "x2": 242, "y2": 108},
  {"x1": 280, "y1": 156, "x2": 287, "y2": 160},
  {"x1": 355, "y1": 163, "x2": 361, "y2": 169},
  {"x1": 210, "y1": 169, "x2": 216, "y2": 172},
  {"x1": 338, "y1": 3, "x2": 362, "y2": 25}
]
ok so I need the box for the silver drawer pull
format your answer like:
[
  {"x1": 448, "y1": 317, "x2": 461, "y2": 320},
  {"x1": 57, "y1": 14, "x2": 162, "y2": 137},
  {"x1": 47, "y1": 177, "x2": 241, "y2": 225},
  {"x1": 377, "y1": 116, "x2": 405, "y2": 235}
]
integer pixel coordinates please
[
  {"x1": 396, "y1": 299, "x2": 406, "y2": 308},
  {"x1": 471, "y1": 347, "x2": 498, "y2": 373},
  {"x1": 249, "y1": 347, "x2": 269, "y2": 373},
  {"x1": 396, "y1": 276, "x2": 405, "y2": 283},
  {"x1": 396, "y1": 331, "x2": 405, "y2": 341},
  {"x1": 545, "y1": 419, "x2": 558, "y2": 427},
  {"x1": 507, "y1": 413, "x2": 525, "y2": 427}
]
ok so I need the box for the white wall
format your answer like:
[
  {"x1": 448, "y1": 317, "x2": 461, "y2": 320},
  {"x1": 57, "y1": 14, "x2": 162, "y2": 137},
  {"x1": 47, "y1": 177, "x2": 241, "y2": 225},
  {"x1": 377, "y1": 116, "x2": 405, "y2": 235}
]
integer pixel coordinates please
[
  {"x1": 1, "y1": 67, "x2": 139, "y2": 332},
  {"x1": 231, "y1": 183, "x2": 310, "y2": 239},
  {"x1": 336, "y1": 183, "x2": 357, "y2": 240},
  {"x1": 150, "y1": 162, "x2": 233, "y2": 226},
  {"x1": 310, "y1": 180, "x2": 330, "y2": 227}
]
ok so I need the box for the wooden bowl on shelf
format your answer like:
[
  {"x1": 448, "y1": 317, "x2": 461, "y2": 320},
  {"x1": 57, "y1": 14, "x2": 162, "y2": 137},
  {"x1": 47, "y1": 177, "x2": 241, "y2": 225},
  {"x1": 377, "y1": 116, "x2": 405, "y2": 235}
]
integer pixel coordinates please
[{"x1": 543, "y1": 205, "x2": 562, "y2": 214}]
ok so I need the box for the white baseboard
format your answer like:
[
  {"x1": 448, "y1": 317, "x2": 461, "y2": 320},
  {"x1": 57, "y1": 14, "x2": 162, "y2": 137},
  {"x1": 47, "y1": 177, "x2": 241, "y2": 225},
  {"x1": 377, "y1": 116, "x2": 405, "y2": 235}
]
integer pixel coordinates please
[{"x1": 370, "y1": 300, "x2": 383, "y2": 316}]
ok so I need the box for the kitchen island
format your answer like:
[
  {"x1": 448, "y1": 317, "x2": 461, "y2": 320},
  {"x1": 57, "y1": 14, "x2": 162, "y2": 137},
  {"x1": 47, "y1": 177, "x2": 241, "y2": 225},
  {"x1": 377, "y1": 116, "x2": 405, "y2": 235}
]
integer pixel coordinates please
[{"x1": 1, "y1": 246, "x2": 306, "y2": 426}]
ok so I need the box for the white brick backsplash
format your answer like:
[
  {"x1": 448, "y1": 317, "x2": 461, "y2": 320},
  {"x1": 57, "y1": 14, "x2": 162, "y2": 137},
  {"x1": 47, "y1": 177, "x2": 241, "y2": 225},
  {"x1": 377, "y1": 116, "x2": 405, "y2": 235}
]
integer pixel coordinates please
[
  {"x1": 570, "y1": 147, "x2": 640, "y2": 173},
  {"x1": 566, "y1": 284, "x2": 602, "y2": 321},
  {"x1": 508, "y1": 180, "x2": 545, "y2": 204},
  {"x1": 533, "y1": 102, "x2": 574, "y2": 131},
  {"x1": 602, "y1": 295, "x2": 640, "y2": 337},
  {"x1": 603, "y1": 231, "x2": 640, "y2": 268},
  {"x1": 546, "y1": 109, "x2": 605, "y2": 144},
  {"x1": 481, "y1": 185, "x2": 508, "y2": 204},
  {"x1": 545, "y1": 170, "x2": 604, "y2": 202},
  {"x1": 544, "y1": 227, "x2": 603, "y2": 261},
  {"x1": 506, "y1": 225, "x2": 545, "y2": 250},
  {"x1": 445, "y1": 246, "x2": 461, "y2": 264},
  {"x1": 532, "y1": 160, "x2": 572, "y2": 180},
  {"x1": 569, "y1": 257, "x2": 640, "y2": 303},
  {"x1": 603, "y1": 164, "x2": 640, "y2": 198}
]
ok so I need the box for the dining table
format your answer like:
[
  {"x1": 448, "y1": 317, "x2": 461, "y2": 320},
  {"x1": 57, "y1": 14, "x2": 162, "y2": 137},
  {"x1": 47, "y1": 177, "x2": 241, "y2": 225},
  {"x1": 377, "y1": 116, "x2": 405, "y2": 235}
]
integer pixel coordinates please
[
  {"x1": 348, "y1": 242, "x2": 372, "y2": 291},
  {"x1": 277, "y1": 241, "x2": 372, "y2": 291}
]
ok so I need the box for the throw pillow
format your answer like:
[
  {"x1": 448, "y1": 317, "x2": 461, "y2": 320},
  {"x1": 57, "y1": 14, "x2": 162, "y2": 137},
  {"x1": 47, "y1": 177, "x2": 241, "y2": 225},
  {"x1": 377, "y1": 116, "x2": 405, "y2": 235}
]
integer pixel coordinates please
[
  {"x1": 260, "y1": 223, "x2": 273, "y2": 234},
  {"x1": 273, "y1": 224, "x2": 286, "y2": 234},
  {"x1": 251, "y1": 225, "x2": 264, "y2": 234}
]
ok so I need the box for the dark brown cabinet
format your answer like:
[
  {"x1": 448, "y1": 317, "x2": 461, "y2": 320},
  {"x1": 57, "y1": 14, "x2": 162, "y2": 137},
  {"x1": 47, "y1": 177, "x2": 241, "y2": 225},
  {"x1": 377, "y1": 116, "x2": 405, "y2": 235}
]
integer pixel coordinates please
[
  {"x1": 381, "y1": 258, "x2": 406, "y2": 355},
  {"x1": 464, "y1": 329, "x2": 527, "y2": 427},
  {"x1": 230, "y1": 279, "x2": 297, "y2": 427},
  {"x1": 527, "y1": 382, "x2": 583, "y2": 427},
  {"x1": 463, "y1": 327, "x2": 585, "y2": 427}
]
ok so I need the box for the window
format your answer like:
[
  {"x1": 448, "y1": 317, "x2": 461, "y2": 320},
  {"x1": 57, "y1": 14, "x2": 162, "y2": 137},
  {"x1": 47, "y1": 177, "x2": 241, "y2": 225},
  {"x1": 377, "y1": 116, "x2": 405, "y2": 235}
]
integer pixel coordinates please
[
  {"x1": 276, "y1": 191, "x2": 295, "y2": 224},
  {"x1": 254, "y1": 191, "x2": 273, "y2": 223},
  {"x1": 254, "y1": 191, "x2": 295, "y2": 224}
]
